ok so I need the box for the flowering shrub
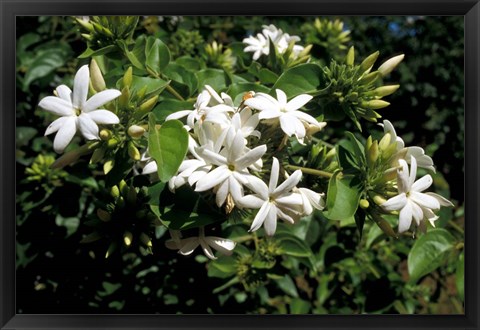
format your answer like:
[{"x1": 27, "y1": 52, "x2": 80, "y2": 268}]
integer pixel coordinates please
[{"x1": 17, "y1": 16, "x2": 464, "y2": 314}]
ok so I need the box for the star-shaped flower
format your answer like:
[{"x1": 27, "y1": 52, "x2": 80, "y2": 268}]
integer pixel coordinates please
[
  {"x1": 381, "y1": 157, "x2": 453, "y2": 233},
  {"x1": 165, "y1": 228, "x2": 236, "y2": 260},
  {"x1": 39, "y1": 65, "x2": 121, "y2": 153},
  {"x1": 240, "y1": 157, "x2": 304, "y2": 236},
  {"x1": 244, "y1": 89, "x2": 325, "y2": 142}
]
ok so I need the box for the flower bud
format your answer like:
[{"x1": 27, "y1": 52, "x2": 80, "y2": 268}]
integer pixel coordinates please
[
  {"x1": 365, "y1": 136, "x2": 373, "y2": 151},
  {"x1": 119, "y1": 180, "x2": 128, "y2": 196},
  {"x1": 119, "y1": 86, "x2": 130, "y2": 108},
  {"x1": 123, "y1": 66, "x2": 133, "y2": 88},
  {"x1": 127, "y1": 125, "x2": 145, "y2": 139},
  {"x1": 127, "y1": 141, "x2": 141, "y2": 161},
  {"x1": 359, "y1": 51, "x2": 379, "y2": 73},
  {"x1": 97, "y1": 209, "x2": 111, "y2": 222},
  {"x1": 106, "y1": 138, "x2": 119, "y2": 149},
  {"x1": 140, "y1": 233, "x2": 152, "y2": 247},
  {"x1": 359, "y1": 199, "x2": 370, "y2": 209},
  {"x1": 123, "y1": 231, "x2": 133, "y2": 247},
  {"x1": 378, "y1": 133, "x2": 392, "y2": 151},
  {"x1": 75, "y1": 17, "x2": 94, "y2": 32},
  {"x1": 358, "y1": 71, "x2": 380, "y2": 85},
  {"x1": 80, "y1": 231, "x2": 102, "y2": 244},
  {"x1": 372, "y1": 194, "x2": 387, "y2": 206},
  {"x1": 105, "y1": 242, "x2": 117, "y2": 259},
  {"x1": 99, "y1": 129, "x2": 112, "y2": 141},
  {"x1": 90, "y1": 59, "x2": 106, "y2": 92},
  {"x1": 110, "y1": 185, "x2": 120, "y2": 198},
  {"x1": 117, "y1": 196, "x2": 125, "y2": 208},
  {"x1": 367, "y1": 140, "x2": 379, "y2": 167},
  {"x1": 137, "y1": 95, "x2": 159, "y2": 117},
  {"x1": 345, "y1": 46, "x2": 355, "y2": 66},
  {"x1": 90, "y1": 147, "x2": 106, "y2": 164},
  {"x1": 50, "y1": 149, "x2": 82, "y2": 169},
  {"x1": 371, "y1": 213, "x2": 398, "y2": 238},
  {"x1": 127, "y1": 186, "x2": 138, "y2": 205},
  {"x1": 362, "y1": 99, "x2": 390, "y2": 110},
  {"x1": 136, "y1": 85, "x2": 148, "y2": 99},
  {"x1": 380, "y1": 167, "x2": 398, "y2": 182},
  {"x1": 378, "y1": 54, "x2": 405, "y2": 76},
  {"x1": 373, "y1": 85, "x2": 400, "y2": 97},
  {"x1": 104, "y1": 159, "x2": 114, "y2": 174}
]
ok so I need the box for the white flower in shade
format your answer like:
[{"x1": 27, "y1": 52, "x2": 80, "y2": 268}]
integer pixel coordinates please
[
  {"x1": 165, "y1": 228, "x2": 236, "y2": 260},
  {"x1": 296, "y1": 187, "x2": 325, "y2": 216},
  {"x1": 165, "y1": 85, "x2": 234, "y2": 129},
  {"x1": 381, "y1": 157, "x2": 453, "y2": 233},
  {"x1": 381, "y1": 120, "x2": 435, "y2": 172},
  {"x1": 244, "y1": 89, "x2": 324, "y2": 142},
  {"x1": 194, "y1": 130, "x2": 267, "y2": 208},
  {"x1": 138, "y1": 150, "x2": 158, "y2": 175},
  {"x1": 38, "y1": 65, "x2": 121, "y2": 153},
  {"x1": 240, "y1": 157, "x2": 304, "y2": 236},
  {"x1": 243, "y1": 24, "x2": 304, "y2": 61}
]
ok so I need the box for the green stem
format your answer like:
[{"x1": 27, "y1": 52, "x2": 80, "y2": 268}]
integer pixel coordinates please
[
  {"x1": 165, "y1": 84, "x2": 185, "y2": 101},
  {"x1": 285, "y1": 165, "x2": 333, "y2": 178},
  {"x1": 448, "y1": 220, "x2": 464, "y2": 235}
]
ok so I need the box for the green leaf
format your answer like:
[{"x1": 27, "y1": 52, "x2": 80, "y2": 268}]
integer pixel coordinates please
[
  {"x1": 408, "y1": 228, "x2": 456, "y2": 283},
  {"x1": 147, "y1": 182, "x2": 166, "y2": 219},
  {"x1": 456, "y1": 251, "x2": 464, "y2": 301},
  {"x1": 78, "y1": 45, "x2": 117, "y2": 59},
  {"x1": 16, "y1": 127, "x2": 38, "y2": 148},
  {"x1": 323, "y1": 171, "x2": 363, "y2": 221},
  {"x1": 208, "y1": 256, "x2": 237, "y2": 279},
  {"x1": 23, "y1": 47, "x2": 69, "y2": 90},
  {"x1": 158, "y1": 186, "x2": 225, "y2": 230},
  {"x1": 276, "y1": 234, "x2": 313, "y2": 258},
  {"x1": 163, "y1": 63, "x2": 198, "y2": 97},
  {"x1": 272, "y1": 63, "x2": 324, "y2": 98},
  {"x1": 175, "y1": 56, "x2": 203, "y2": 72},
  {"x1": 55, "y1": 215, "x2": 79, "y2": 237},
  {"x1": 148, "y1": 113, "x2": 188, "y2": 182},
  {"x1": 129, "y1": 76, "x2": 169, "y2": 98},
  {"x1": 145, "y1": 36, "x2": 171, "y2": 75},
  {"x1": 290, "y1": 298, "x2": 311, "y2": 314},
  {"x1": 196, "y1": 69, "x2": 227, "y2": 91},
  {"x1": 276, "y1": 274, "x2": 299, "y2": 297}
]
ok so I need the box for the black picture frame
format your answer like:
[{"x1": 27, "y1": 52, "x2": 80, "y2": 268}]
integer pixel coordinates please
[{"x1": 2, "y1": 0, "x2": 478, "y2": 329}]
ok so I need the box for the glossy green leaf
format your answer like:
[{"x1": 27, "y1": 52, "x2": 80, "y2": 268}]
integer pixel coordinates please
[
  {"x1": 408, "y1": 228, "x2": 456, "y2": 283},
  {"x1": 276, "y1": 234, "x2": 314, "y2": 258},
  {"x1": 153, "y1": 99, "x2": 193, "y2": 122},
  {"x1": 208, "y1": 256, "x2": 237, "y2": 279},
  {"x1": 272, "y1": 63, "x2": 324, "y2": 98},
  {"x1": 276, "y1": 275, "x2": 299, "y2": 298},
  {"x1": 130, "y1": 76, "x2": 169, "y2": 98},
  {"x1": 290, "y1": 298, "x2": 311, "y2": 314},
  {"x1": 163, "y1": 63, "x2": 198, "y2": 97},
  {"x1": 148, "y1": 113, "x2": 188, "y2": 182},
  {"x1": 23, "y1": 46, "x2": 70, "y2": 89},
  {"x1": 145, "y1": 36, "x2": 171, "y2": 75},
  {"x1": 323, "y1": 171, "x2": 363, "y2": 221},
  {"x1": 78, "y1": 45, "x2": 117, "y2": 59},
  {"x1": 456, "y1": 251, "x2": 464, "y2": 301},
  {"x1": 196, "y1": 68, "x2": 227, "y2": 91}
]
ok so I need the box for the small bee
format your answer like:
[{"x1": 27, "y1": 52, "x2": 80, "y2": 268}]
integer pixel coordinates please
[{"x1": 237, "y1": 91, "x2": 255, "y2": 112}]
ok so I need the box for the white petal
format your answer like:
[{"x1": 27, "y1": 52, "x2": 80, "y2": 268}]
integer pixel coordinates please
[
  {"x1": 56, "y1": 85, "x2": 72, "y2": 102},
  {"x1": 269, "y1": 158, "x2": 280, "y2": 193},
  {"x1": 244, "y1": 175, "x2": 269, "y2": 200},
  {"x1": 188, "y1": 166, "x2": 210, "y2": 186},
  {"x1": 279, "y1": 114, "x2": 299, "y2": 137},
  {"x1": 45, "y1": 116, "x2": 70, "y2": 136},
  {"x1": 411, "y1": 174, "x2": 433, "y2": 192},
  {"x1": 275, "y1": 89, "x2": 288, "y2": 108},
  {"x1": 78, "y1": 113, "x2": 100, "y2": 140},
  {"x1": 195, "y1": 147, "x2": 227, "y2": 167},
  {"x1": 409, "y1": 156, "x2": 417, "y2": 188},
  {"x1": 142, "y1": 161, "x2": 158, "y2": 175},
  {"x1": 264, "y1": 204, "x2": 278, "y2": 236},
  {"x1": 275, "y1": 192, "x2": 304, "y2": 206},
  {"x1": 204, "y1": 85, "x2": 223, "y2": 105},
  {"x1": 238, "y1": 195, "x2": 265, "y2": 209},
  {"x1": 199, "y1": 239, "x2": 216, "y2": 260},
  {"x1": 409, "y1": 191, "x2": 440, "y2": 210},
  {"x1": 235, "y1": 144, "x2": 267, "y2": 170},
  {"x1": 72, "y1": 65, "x2": 90, "y2": 109},
  {"x1": 87, "y1": 110, "x2": 120, "y2": 124},
  {"x1": 38, "y1": 96, "x2": 74, "y2": 116},
  {"x1": 249, "y1": 202, "x2": 270, "y2": 232},
  {"x1": 205, "y1": 236, "x2": 236, "y2": 256},
  {"x1": 410, "y1": 201, "x2": 424, "y2": 225},
  {"x1": 291, "y1": 110, "x2": 321, "y2": 127},
  {"x1": 178, "y1": 237, "x2": 200, "y2": 255},
  {"x1": 227, "y1": 131, "x2": 246, "y2": 163},
  {"x1": 195, "y1": 166, "x2": 230, "y2": 192},
  {"x1": 276, "y1": 207, "x2": 296, "y2": 224},
  {"x1": 244, "y1": 96, "x2": 277, "y2": 113},
  {"x1": 396, "y1": 159, "x2": 410, "y2": 193},
  {"x1": 381, "y1": 193, "x2": 408, "y2": 211},
  {"x1": 229, "y1": 176, "x2": 244, "y2": 204},
  {"x1": 166, "y1": 110, "x2": 194, "y2": 121},
  {"x1": 398, "y1": 202, "x2": 413, "y2": 233},
  {"x1": 273, "y1": 170, "x2": 302, "y2": 197},
  {"x1": 299, "y1": 188, "x2": 325, "y2": 210},
  {"x1": 83, "y1": 89, "x2": 121, "y2": 112},
  {"x1": 53, "y1": 116, "x2": 77, "y2": 153},
  {"x1": 425, "y1": 192, "x2": 454, "y2": 207},
  {"x1": 215, "y1": 179, "x2": 229, "y2": 207},
  {"x1": 285, "y1": 94, "x2": 313, "y2": 112}
]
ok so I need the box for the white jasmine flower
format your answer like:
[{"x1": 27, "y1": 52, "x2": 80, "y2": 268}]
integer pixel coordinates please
[
  {"x1": 296, "y1": 187, "x2": 325, "y2": 216},
  {"x1": 165, "y1": 227, "x2": 236, "y2": 260},
  {"x1": 381, "y1": 157, "x2": 453, "y2": 233},
  {"x1": 381, "y1": 120, "x2": 435, "y2": 172},
  {"x1": 39, "y1": 65, "x2": 121, "y2": 153},
  {"x1": 245, "y1": 89, "x2": 324, "y2": 142},
  {"x1": 194, "y1": 130, "x2": 267, "y2": 208},
  {"x1": 165, "y1": 85, "x2": 234, "y2": 129},
  {"x1": 243, "y1": 24, "x2": 303, "y2": 60},
  {"x1": 138, "y1": 150, "x2": 158, "y2": 175},
  {"x1": 240, "y1": 157, "x2": 304, "y2": 236}
]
